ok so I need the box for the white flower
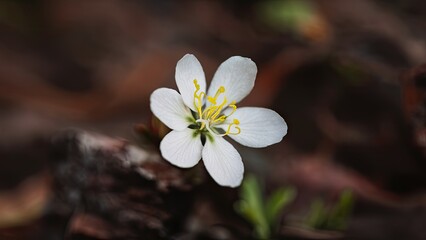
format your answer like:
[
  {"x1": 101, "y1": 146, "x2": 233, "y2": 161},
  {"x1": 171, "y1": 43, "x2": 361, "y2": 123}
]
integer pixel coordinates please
[{"x1": 150, "y1": 54, "x2": 287, "y2": 187}]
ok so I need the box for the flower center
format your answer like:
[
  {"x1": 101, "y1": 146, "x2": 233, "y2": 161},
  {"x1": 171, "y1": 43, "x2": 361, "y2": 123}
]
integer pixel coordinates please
[{"x1": 193, "y1": 79, "x2": 241, "y2": 136}]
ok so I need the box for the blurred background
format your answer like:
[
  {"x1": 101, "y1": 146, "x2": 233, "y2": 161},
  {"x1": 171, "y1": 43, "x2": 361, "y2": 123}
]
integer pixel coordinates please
[{"x1": 0, "y1": 0, "x2": 425, "y2": 239}]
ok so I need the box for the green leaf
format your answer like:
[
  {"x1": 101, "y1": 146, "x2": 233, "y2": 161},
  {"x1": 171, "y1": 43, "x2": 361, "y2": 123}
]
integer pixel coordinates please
[
  {"x1": 305, "y1": 199, "x2": 327, "y2": 229},
  {"x1": 235, "y1": 175, "x2": 299, "y2": 239},
  {"x1": 304, "y1": 190, "x2": 355, "y2": 231},
  {"x1": 235, "y1": 175, "x2": 270, "y2": 239},
  {"x1": 257, "y1": 0, "x2": 315, "y2": 31},
  {"x1": 265, "y1": 187, "x2": 296, "y2": 225},
  {"x1": 328, "y1": 190, "x2": 354, "y2": 230}
]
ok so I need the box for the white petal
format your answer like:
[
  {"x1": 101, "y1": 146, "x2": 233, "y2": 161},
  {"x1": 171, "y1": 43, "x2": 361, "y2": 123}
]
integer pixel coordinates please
[
  {"x1": 160, "y1": 129, "x2": 202, "y2": 168},
  {"x1": 226, "y1": 107, "x2": 287, "y2": 148},
  {"x1": 150, "y1": 88, "x2": 193, "y2": 131},
  {"x1": 207, "y1": 56, "x2": 257, "y2": 105},
  {"x1": 175, "y1": 54, "x2": 206, "y2": 111},
  {"x1": 202, "y1": 136, "x2": 244, "y2": 187}
]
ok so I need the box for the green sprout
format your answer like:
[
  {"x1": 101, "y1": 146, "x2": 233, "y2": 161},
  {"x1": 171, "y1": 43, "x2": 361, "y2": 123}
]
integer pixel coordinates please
[
  {"x1": 256, "y1": 0, "x2": 315, "y2": 32},
  {"x1": 305, "y1": 190, "x2": 354, "y2": 231},
  {"x1": 235, "y1": 175, "x2": 296, "y2": 239}
]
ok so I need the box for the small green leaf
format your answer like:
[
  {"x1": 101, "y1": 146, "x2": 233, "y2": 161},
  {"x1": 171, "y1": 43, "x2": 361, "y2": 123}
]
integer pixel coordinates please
[
  {"x1": 257, "y1": 0, "x2": 315, "y2": 32},
  {"x1": 328, "y1": 190, "x2": 354, "y2": 230},
  {"x1": 265, "y1": 187, "x2": 296, "y2": 225},
  {"x1": 304, "y1": 190, "x2": 354, "y2": 231},
  {"x1": 235, "y1": 175, "x2": 270, "y2": 239},
  {"x1": 235, "y1": 175, "x2": 298, "y2": 239},
  {"x1": 305, "y1": 199, "x2": 327, "y2": 229}
]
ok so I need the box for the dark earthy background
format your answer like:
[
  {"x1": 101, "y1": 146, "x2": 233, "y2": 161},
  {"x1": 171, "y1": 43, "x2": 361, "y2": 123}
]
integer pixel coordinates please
[{"x1": 0, "y1": 0, "x2": 425, "y2": 239}]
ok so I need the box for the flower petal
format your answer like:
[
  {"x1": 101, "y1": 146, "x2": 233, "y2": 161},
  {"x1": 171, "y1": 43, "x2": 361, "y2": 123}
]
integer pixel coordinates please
[
  {"x1": 202, "y1": 136, "x2": 244, "y2": 187},
  {"x1": 226, "y1": 107, "x2": 287, "y2": 148},
  {"x1": 160, "y1": 129, "x2": 202, "y2": 168},
  {"x1": 175, "y1": 54, "x2": 206, "y2": 111},
  {"x1": 150, "y1": 88, "x2": 193, "y2": 131},
  {"x1": 207, "y1": 56, "x2": 257, "y2": 105}
]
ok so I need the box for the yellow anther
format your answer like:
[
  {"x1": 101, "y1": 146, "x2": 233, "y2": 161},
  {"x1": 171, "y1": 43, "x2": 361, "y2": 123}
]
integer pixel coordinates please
[
  {"x1": 207, "y1": 96, "x2": 216, "y2": 104},
  {"x1": 193, "y1": 79, "x2": 200, "y2": 91},
  {"x1": 192, "y1": 82, "x2": 241, "y2": 136},
  {"x1": 207, "y1": 86, "x2": 226, "y2": 105}
]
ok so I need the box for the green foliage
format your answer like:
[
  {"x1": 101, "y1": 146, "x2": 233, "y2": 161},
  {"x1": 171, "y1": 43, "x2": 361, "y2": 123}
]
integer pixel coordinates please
[
  {"x1": 265, "y1": 187, "x2": 296, "y2": 226},
  {"x1": 257, "y1": 0, "x2": 315, "y2": 31},
  {"x1": 235, "y1": 175, "x2": 296, "y2": 239},
  {"x1": 305, "y1": 190, "x2": 354, "y2": 231}
]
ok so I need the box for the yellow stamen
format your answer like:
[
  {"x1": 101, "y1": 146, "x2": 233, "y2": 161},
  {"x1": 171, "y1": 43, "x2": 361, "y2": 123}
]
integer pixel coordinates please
[
  {"x1": 192, "y1": 81, "x2": 241, "y2": 136},
  {"x1": 212, "y1": 101, "x2": 237, "y2": 124},
  {"x1": 207, "y1": 86, "x2": 225, "y2": 105},
  {"x1": 224, "y1": 119, "x2": 241, "y2": 136},
  {"x1": 210, "y1": 97, "x2": 227, "y2": 121},
  {"x1": 193, "y1": 79, "x2": 204, "y2": 118}
]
